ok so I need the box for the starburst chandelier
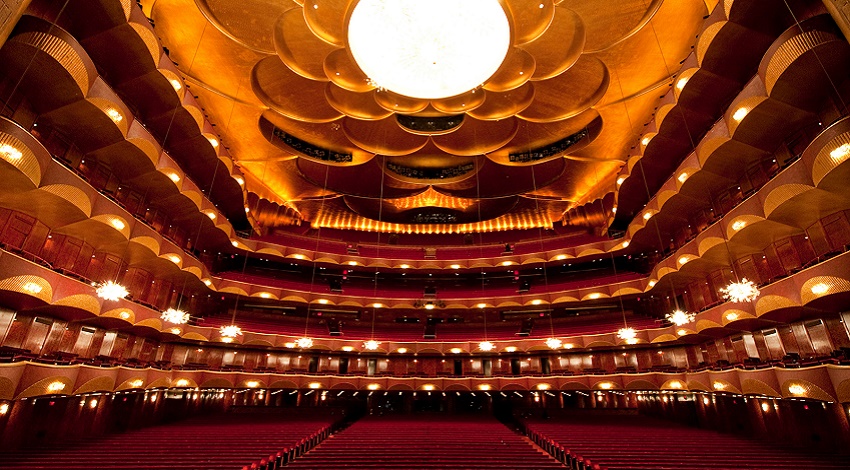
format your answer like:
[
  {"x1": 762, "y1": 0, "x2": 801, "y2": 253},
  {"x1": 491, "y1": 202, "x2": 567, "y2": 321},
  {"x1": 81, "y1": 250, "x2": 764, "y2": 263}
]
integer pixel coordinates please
[
  {"x1": 616, "y1": 327, "x2": 637, "y2": 341},
  {"x1": 666, "y1": 309, "x2": 696, "y2": 327},
  {"x1": 96, "y1": 281, "x2": 128, "y2": 301},
  {"x1": 219, "y1": 324, "x2": 242, "y2": 338},
  {"x1": 296, "y1": 337, "x2": 314, "y2": 349},
  {"x1": 720, "y1": 278, "x2": 760, "y2": 303},
  {"x1": 363, "y1": 339, "x2": 380, "y2": 350},
  {"x1": 161, "y1": 308, "x2": 190, "y2": 325},
  {"x1": 545, "y1": 338, "x2": 562, "y2": 349},
  {"x1": 478, "y1": 341, "x2": 495, "y2": 352}
]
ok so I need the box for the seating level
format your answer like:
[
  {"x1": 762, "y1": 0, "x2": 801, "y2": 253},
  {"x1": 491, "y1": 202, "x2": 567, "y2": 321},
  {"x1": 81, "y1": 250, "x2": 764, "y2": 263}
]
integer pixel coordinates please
[
  {"x1": 522, "y1": 414, "x2": 850, "y2": 470},
  {"x1": 0, "y1": 411, "x2": 339, "y2": 470},
  {"x1": 287, "y1": 415, "x2": 565, "y2": 469},
  {"x1": 222, "y1": 271, "x2": 643, "y2": 298},
  {"x1": 196, "y1": 312, "x2": 659, "y2": 341}
]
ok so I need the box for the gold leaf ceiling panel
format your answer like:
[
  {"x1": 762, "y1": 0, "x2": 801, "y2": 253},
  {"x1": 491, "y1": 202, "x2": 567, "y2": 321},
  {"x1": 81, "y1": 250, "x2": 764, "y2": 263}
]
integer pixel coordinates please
[
  {"x1": 516, "y1": 56, "x2": 610, "y2": 122},
  {"x1": 342, "y1": 115, "x2": 428, "y2": 156},
  {"x1": 151, "y1": 0, "x2": 709, "y2": 233},
  {"x1": 520, "y1": 6, "x2": 586, "y2": 80},
  {"x1": 432, "y1": 116, "x2": 519, "y2": 157},
  {"x1": 506, "y1": 0, "x2": 556, "y2": 45},
  {"x1": 251, "y1": 55, "x2": 343, "y2": 122},
  {"x1": 467, "y1": 83, "x2": 536, "y2": 121},
  {"x1": 274, "y1": 7, "x2": 339, "y2": 81},
  {"x1": 324, "y1": 84, "x2": 393, "y2": 121},
  {"x1": 303, "y1": 0, "x2": 351, "y2": 46},
  {"x1": 323, "y1": 48, "x2": 372, "y2": 92},
  {"x1": 481, "y1": 47, "x2": 536, "y2": 92}
]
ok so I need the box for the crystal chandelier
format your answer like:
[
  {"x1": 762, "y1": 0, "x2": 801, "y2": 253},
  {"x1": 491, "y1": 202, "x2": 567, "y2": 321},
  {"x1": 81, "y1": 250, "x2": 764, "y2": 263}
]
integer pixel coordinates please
[
  {"x1": 720, "y1": 278, "x2": 760, "y2": 303},
  {"x1": 617, "y1": 327, "x2": 637, "y2": 341},
  {"x1": 161, "y1": 308, "x2": 190, "y2": 325},
  {"x1": 545, "y1": 338, "x2": 562, "y2": 349},
  {"x1": 96, "y1": 281, "x2": 128, "y2": 301},
  {"x1": 296, "y1": 337, "x2": 314, "y2": 349},
  {"x1": 363, "y1": 339, "x2": 380, "y2": 350},
  {"x1": 219, "y1": 324, "x2": 242, "y2": 338},
  {"x1": 478, "y1": 341, "x2": 495, "y2": 352},
  {"x1": 666, "y1": 309, "x2": 696, "y2": 327}
]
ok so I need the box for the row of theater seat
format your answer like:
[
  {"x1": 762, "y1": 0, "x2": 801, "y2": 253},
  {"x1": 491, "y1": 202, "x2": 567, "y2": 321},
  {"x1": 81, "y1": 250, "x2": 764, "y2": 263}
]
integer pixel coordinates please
[
  {"x1": 0, "y1": 411, "x2": 341, "y2": 470},
  {"x1": 520, "y1": 414, "x2": 850, "y2": 470},
  {"x1": 285, "y1": 415, "x2": 566, "y2": 469}
]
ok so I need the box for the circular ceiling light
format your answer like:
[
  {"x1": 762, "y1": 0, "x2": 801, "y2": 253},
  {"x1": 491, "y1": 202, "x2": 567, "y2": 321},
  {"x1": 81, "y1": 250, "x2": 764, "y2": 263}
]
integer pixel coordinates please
[{"x1": 347, "y1": 0, "x2": 511, "y2": 100}]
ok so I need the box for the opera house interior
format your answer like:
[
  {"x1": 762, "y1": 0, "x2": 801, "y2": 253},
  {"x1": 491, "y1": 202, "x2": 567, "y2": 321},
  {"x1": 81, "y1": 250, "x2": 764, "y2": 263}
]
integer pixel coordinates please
[{"x1": 1, "y1": 0, "x2": 850, "y2": 468}]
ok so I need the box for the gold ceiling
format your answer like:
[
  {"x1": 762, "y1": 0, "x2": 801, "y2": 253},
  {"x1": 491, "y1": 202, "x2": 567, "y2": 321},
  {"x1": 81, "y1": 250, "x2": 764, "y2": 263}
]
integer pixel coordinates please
[{"x1": 146, "y1": 0, "x2": 712, "y2": 231}]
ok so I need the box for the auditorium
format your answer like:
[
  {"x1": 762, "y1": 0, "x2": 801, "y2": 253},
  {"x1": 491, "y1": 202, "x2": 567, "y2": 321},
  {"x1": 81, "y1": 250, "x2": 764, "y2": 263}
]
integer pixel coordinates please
[{"x1": 0, "y1": 0, "x2": 849, "y2": 468}]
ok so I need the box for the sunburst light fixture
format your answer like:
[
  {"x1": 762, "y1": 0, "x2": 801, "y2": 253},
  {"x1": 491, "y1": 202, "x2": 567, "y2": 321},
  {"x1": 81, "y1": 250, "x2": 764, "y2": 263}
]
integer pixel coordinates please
[
  {"x1": 616, "y1": 327, "x2": 637, "y2": 341},
  {"x1": 161, "y1": 308, "x2": 190, "y2": 325},
  {"x1": 363, "y1": 339, "x2": 380, "y2": 350},
  {"x1": 545, "y1": 338, "x2": 562, "y2": 349},
  {"x1": 666, "y1": 309, "x2": 696, "y2": 327},
  {"x1": 719, "y1": 278, "x2": 760, "y2": 303},
  {"x1": 478, "y1": 341, "x2": 495, "y2": 352},
  {"x1": 219, "y1": 324, "x2": 243, "y2": 338},
  {"x1": 296, "y1": 337, "x2": 314, "y2": 349},
  {"x1": 96, "y1": 281, "x2": 128, "y2": 301}
]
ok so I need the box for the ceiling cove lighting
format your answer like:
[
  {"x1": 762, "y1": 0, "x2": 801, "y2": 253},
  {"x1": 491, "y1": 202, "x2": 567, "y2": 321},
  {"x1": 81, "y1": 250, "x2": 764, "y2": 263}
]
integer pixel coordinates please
[
  {"x1": 719, "y1": 279, "x2": 760, "y2": 303},
  {"x1": 810, "y1": 282, "x2": 829, "y2": 295},
  {"x1": 96, "y1": 281, "x2": 129, "y2": 301},
  {"x1": 0, "y1": 143, "x2": 23, "y2": 161},
  {"x1": 788, "y1": 384, "x2": 806, "y2": 396},
  {"x1": 830, "y1": 143, "x2": 850, "y2": 161},
  {"x1": 347, "y1": 0, "x2": 511, "y2": 100},
  {"x1": 106, "y1": 108, "x2": 123, "y2": 123},
  {"x1": 732, "y1": 107, "x2": 749, "y2": 122},
  {"x1": 161, "y1": 308, "x2": 190, "y2": 325},
  {"x1": 666, "y1": 309, "x2": 695, "y2": 327}
]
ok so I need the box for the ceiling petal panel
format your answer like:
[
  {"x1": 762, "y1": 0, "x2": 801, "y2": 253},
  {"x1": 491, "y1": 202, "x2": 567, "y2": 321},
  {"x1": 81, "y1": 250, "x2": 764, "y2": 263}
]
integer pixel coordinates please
[
  {"x1": 373, "y1": 89, "x2": 429, "y2": 114},
  {"x1": 560, "y1": 0, "x2": 662, "y2": 53},
  {"x1": 505, "y1": 0, "x2": 556, "y2": 46},
  {"x1": 324, "y1": 48, "x2": 373, "y2": 92},
  {"x1": 325, "y1": 84, "x2": 393, "y2": 120},
  {"x1": 431, "y1": 89, "x2": 487, "y2": 114},
  {"x1": 483, "y1": 47, "x2": 535, "y2": 92},
  {"x1": 521, "y1": 7, "x2": 586, "y2": 80},
  {"x1": 252, "y1": 56, "x2": 343, "y2": 122},
  {"x1": 195, "y1": 0, "x2": 291, "y2": 53},
  {"x1": 303, "y1": 0, "x2": 354, "y2": 46},
  {"x1": 273, "y1": 7, "x2": 339, "y2": 80},
  {"x1": 516, "y1": 56, "x2": 609, "y2": 123},
  {"x1": 342, "y1": 116, "x2": 428, "y2": 156},
  {"x1": 432, "y1": 116, "x2": 519, "y2": 157},
  {"x1": 467, "y1": 83, "x2": 535, "y2": 121}
]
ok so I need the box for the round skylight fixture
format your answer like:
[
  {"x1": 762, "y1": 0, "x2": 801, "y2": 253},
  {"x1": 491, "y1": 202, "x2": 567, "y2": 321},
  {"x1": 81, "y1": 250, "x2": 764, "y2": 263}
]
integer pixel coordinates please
[{"x1": 347, "y1": 0, "x2": 511, "y2": 100}]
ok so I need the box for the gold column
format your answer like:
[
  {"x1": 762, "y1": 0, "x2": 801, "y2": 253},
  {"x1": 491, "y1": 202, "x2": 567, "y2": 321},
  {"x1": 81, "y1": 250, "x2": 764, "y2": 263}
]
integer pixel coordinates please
[
  {"x1": 0, "y1": 0, "x2": 32, "y2": 47},
  {"x1": 823, "y1": 0, "x2": 850, "y2": 43}
]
